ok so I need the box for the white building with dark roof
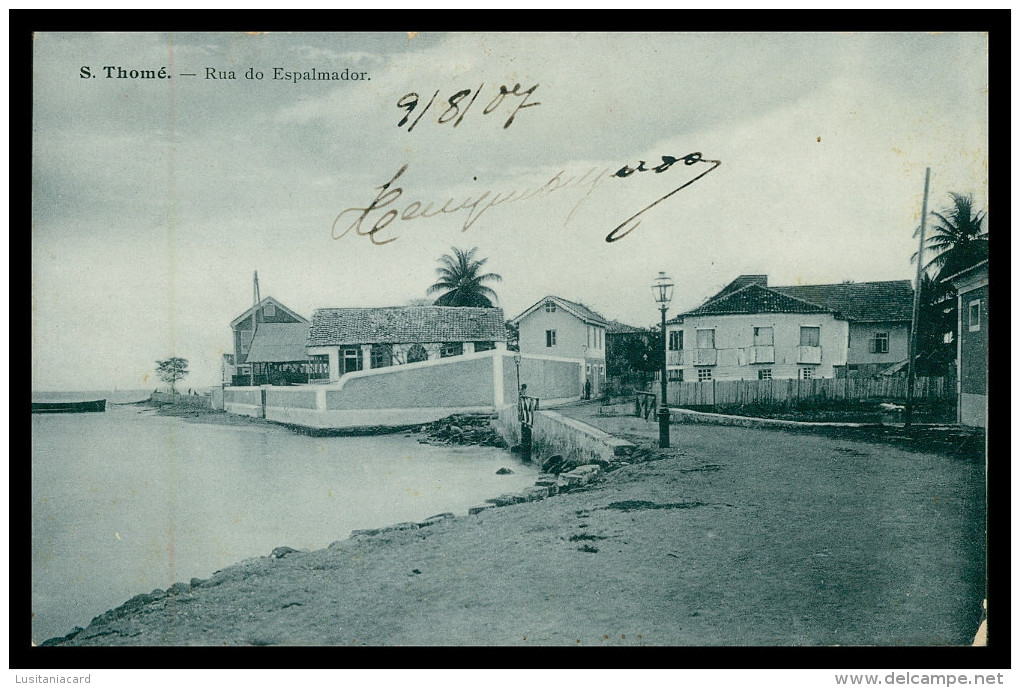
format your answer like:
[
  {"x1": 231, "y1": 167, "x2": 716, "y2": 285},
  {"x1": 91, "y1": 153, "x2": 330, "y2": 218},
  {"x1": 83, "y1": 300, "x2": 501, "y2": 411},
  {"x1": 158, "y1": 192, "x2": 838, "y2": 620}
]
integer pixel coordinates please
[
  {"x1": 306, "y1": 306, "x2": 506, "y2": 382},
  {"x1": 664, "y1": 275, "x2": 915, "y2": 381},
  {"x1": 510, "y1": 295, "x2": 608, "y2": 397}
]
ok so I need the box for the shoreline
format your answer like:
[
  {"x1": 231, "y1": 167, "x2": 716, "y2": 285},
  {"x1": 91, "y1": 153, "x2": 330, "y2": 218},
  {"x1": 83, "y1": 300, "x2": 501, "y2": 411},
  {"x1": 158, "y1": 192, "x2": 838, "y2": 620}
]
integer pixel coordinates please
[{"x1": 40, "y1": 405, "x2": 985, "y2": 647}]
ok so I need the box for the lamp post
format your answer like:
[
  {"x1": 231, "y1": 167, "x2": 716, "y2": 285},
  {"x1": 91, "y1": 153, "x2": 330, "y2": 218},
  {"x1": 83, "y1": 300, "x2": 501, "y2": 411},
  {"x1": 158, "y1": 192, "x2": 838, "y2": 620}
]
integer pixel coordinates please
[
  {"x1": 513, "y1": 353, "x2": 522, "y2": 399},
  {"x1": 653, "y1": 271, "x2": 674, "y2": 448}
]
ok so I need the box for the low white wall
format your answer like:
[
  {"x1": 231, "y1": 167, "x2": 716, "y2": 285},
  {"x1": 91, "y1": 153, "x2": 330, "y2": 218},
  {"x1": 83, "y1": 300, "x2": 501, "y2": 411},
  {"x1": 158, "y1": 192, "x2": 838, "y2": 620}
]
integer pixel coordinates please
[
  {"x1": 223, "y1": 386, "x2": 263, "y2": 418},
  {"x1": 224, "y1": 351, "x2": 507, "y2": 430}
]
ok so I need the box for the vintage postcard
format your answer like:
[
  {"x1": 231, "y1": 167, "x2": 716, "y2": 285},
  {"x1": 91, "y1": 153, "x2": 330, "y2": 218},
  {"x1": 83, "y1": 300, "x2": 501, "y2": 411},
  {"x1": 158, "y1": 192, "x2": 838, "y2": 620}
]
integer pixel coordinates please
[{"x1": 29, "y1": 30, "x2": 990, "y2": 662}]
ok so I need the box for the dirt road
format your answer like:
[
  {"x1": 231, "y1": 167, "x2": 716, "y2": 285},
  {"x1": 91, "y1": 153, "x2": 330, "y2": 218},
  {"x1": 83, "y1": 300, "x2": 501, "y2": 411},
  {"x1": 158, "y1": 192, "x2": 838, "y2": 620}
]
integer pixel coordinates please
[{"x1": 46, "y1": 411, "x2": 985, "y2": 646}]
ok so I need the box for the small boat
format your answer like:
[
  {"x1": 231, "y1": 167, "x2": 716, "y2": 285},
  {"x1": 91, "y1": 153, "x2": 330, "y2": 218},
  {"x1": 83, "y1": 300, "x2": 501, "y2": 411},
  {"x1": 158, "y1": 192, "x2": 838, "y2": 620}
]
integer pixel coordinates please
[{"x1": 31, "y1": 399, "x2": 106, "y2": 414}]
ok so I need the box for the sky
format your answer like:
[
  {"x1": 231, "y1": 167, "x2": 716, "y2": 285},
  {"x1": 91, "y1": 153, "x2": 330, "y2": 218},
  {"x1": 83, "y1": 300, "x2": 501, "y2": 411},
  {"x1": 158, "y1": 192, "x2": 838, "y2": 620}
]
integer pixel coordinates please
[{"x1": 31, "y1": 31, "x2": 989, "y2": 391}]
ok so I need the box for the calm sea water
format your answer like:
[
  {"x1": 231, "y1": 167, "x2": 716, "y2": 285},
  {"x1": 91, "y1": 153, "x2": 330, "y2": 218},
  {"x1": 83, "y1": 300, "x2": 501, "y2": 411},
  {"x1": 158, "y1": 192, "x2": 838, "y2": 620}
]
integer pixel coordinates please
[{"x1": 31, "y1": 397, "x2": 537, "y2": 644}]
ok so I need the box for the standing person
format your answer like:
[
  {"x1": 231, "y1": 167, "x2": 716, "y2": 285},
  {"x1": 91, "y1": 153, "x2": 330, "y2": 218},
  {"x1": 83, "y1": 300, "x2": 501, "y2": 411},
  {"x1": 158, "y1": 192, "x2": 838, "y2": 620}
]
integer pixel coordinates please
[{"x1": 584, "y1": 378, "x2": 592, "y2": 400}]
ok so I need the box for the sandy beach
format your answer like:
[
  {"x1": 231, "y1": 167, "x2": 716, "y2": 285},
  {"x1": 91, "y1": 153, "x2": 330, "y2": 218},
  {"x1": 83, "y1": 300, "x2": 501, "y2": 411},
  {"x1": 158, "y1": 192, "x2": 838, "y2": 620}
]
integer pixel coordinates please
[{"x1": 42, "y1": 403, "x2": 985, "y2": 647}]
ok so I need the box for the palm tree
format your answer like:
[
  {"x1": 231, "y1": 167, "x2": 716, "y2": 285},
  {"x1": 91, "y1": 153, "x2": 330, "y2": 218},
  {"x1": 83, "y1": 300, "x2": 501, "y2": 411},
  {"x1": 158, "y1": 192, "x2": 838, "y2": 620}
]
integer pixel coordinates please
[
  {"x1": 427, "y1": 247, "x2": 502, "y2": 307},
  {"x1": 915, "y1": 192, "x2": 988, "y2": 279}
]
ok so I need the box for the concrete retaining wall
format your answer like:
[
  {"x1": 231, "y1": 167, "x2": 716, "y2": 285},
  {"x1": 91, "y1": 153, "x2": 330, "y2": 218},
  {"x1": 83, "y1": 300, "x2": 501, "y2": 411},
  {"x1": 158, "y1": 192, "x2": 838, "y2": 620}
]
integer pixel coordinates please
[
  {"x1": 501, "y1": 354, "x2": 583, "y2": 406},
  {"x1": 328, "y1": 355, "x2": 494, "y2": 410},
  {"x1": 223, "y1": 387, "x2": 263, "y2": 418},
  {"x1": 223, "y1": 350, "x2": 568, "y2": 430},
  {"x1": 150, "y1": 391, "x2": 213, "y2": 409},
  {"x1": 495, "y1": 405, "x2": 633, "y2": 465}
]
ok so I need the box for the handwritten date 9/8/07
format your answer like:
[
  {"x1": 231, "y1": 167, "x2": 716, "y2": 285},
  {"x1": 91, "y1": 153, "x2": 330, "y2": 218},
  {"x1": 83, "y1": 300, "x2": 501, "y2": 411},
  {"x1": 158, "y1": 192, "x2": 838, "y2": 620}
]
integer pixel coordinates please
[{"x1": 397, "y1": 83, "x2": 540, "y2": 131}]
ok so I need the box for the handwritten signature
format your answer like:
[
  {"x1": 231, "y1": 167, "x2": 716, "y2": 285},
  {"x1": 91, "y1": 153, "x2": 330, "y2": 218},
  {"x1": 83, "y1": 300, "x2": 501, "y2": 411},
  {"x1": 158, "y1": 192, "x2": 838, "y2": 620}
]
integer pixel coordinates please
[{"x1": 331, "y1": 152, "x2": 720, "y2": 246}]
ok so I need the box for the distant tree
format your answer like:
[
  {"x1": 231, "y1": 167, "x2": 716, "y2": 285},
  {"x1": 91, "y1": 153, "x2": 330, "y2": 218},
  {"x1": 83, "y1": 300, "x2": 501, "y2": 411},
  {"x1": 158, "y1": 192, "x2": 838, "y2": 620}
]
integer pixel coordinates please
[
  {"x1": 606, "y1": 327, "x2": 660, "y2": 378},
  {"x1": 915, "y1": 192, "x2": 988, "y2": 280},
  {"x1": 155, "y1": 357, "x2": 189, "y2": 394},
  {"x1": 505, "y1": 320, "x2": 520, "y2": 351},
  {"x1": 909, "y1": 192, "x2": 987, "y2": 377},
  {"x1": 405, "y1": 297, "x2": 433, "y2": 307},
  {"x1": 426, "y1": 247, "x2": 502, "y2": 307},
  {"x1": 915, "y1": 273, "x2": 957, "y2": 377}
]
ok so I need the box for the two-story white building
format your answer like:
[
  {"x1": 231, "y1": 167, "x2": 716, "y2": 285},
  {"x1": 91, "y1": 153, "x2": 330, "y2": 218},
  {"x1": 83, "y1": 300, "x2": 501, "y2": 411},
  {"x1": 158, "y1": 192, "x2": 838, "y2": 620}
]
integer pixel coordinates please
[
  {"x1": 665, "y1": 282, "x2": 849, "y2": 381},
  {"x1": 772, "y1": 279, "x2": 913, "y2": 378},
  {"x1": 510, "y1": 295, "x2": 608, "y2": 397}
]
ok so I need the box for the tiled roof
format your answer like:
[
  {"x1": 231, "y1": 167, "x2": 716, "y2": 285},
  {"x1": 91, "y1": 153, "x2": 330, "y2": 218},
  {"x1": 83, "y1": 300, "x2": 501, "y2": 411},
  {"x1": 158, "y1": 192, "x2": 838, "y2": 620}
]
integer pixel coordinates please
[
  {"x1": 710, "y1": 274, "x2": 768, "y2": 302},
  {"x1": 307, "y1": 307, "x2": 507, "y2": 347},
  {"x1": 246, "y1": 323, "x2": 312, "y2": 363},
  {"x1": 605, "y1": 318, "x2": 645, "y2": 334},
  {"x1": 675, "y1": 284, "x2": 831, "y2": 319},
  {"x1": 772, "y1": 281, "x2": 914, "y2": 322},
  {"x1": 555, "y1": 297, "x2": 609, "y2": 326},
  {"x1": 511, "y1": 295, "x2": 609, "y2": 326}
]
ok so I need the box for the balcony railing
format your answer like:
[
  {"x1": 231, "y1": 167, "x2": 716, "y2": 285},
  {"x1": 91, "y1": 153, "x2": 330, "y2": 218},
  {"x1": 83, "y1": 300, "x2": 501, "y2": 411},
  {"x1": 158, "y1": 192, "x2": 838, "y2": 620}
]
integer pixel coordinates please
[
  {"x1": 746, "y1": 345, "x2": 775, "y2": 364},
  {"x1": 692, "y1": 348, "x2": 718, "y2": 366},
  {"x1": 797, "y1": 345, "x2": 822, "y2": 364},
  {"x1": 667, "y1": 350, "x2": 685, "y2": 366}
]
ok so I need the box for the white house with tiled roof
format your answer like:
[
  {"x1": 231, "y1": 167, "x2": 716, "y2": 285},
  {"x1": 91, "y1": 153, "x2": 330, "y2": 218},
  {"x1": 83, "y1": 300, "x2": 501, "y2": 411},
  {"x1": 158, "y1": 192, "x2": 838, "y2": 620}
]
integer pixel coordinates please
[
  {"x1": 665, "y1": 275, "x2": 915, "y2": 381},
  {"x1": 306, "y1": 306, "x2": 506, "y2": 382},
  {"x1": 666, "y1": 280, "x2": 850, "y2": 382},
  {"x1": 772, "y1": 279, "x2": 913, "y2": 377},
  {"x1": 510, "y1": 295, "x2": 608, "y2": 397}
]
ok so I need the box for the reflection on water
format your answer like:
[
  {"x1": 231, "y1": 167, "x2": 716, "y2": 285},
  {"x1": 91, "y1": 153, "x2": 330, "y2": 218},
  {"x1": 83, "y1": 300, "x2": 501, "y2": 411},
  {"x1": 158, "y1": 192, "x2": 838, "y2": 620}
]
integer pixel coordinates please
[{"x1": 31, "y1": 405, "x2": 536, "y2": 643}]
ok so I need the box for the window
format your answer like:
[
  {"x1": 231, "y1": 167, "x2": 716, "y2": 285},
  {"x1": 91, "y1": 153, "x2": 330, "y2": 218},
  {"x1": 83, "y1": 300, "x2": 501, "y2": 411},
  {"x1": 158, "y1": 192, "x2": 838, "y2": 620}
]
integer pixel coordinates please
[
  {"x1": 475, "y1": 341, "x2": 496, "y2": 352},
  {"x1": 800, "y1": 367, "x2": 814, "y2": 380},
  {"x1": 240, "y1": 339, "x2": 250, "y2": 354},
  {"x1": 441, "y1": 342, "x2": 463, "y2": 358},
  {"x1": 586, "y1": 364, "x2": 591, "y2": 375},
  {"x1": 406, "y1": 344, "x2": 428, "y2": 363},
  {"x1": 758, "y1": 369, "x2": 772, "y2": 380},
  {"x1": 599, "y1": 364, "x2": 605, "y2": 375},
  {"x1": 342, "y1": 348, "x2": 363, "y2": 374},
  {"x1": 668, "y1": 330, "x2": 683, "y2": 351},
  {"x1": 370, "y1": 344, "x2": 392, "y2": 369},
  {"x1": 753, "y1": 326, "x2": 774, "y2": 346},
  {"x1": 696, "y1": 328, "x2": 715, "y2": 349},
  {"x1": 263, "y1": 304, "x2": 276, "y2": 317},
  {"x1": 545, "y1": 301, "x2": 557, "y2": 313},
  {"x1": 869, "y1": 332, "x2": 889, "y2": 354},
  {"x1": 668, "y1": 369, "x2": 684, "y2": 382},
  {"x1": 697, "y1": 368, "x2": 712, "y2": 381},
  {"x1": 546, "y1": 330, "x2": 557, "y2": 347},
  {"x1": 598, "y1": 328, "x2": 602, "y2": 349},
  {"x1": 969, "y1": 300, "x2": 981, "y2": 332},
  {"x1": 587, "y1": 326, "x2": 592, "y2": 348},
  {"x1": 800, "y1": 326, "x2": 820, "y2": 347}
]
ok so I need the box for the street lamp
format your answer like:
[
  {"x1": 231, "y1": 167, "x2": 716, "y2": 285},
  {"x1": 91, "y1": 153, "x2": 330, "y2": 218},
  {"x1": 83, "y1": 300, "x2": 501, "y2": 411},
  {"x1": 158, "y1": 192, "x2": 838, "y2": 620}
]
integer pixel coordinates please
[
  {"x1": 652, "y1": 271, "x2": 674, "y2": 448},
  {"x1": 513, "y1": 352, "x2": 522, "y2": 399}
]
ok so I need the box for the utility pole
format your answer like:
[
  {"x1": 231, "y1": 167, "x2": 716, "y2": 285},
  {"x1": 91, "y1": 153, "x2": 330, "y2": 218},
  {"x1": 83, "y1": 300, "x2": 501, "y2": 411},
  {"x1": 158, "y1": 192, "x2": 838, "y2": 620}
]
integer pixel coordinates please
[
  {"x1": 905, "y1": 168, "x2": 930, "y2": 427},
  {"x1": 249, "y1": 270, "x2": 261, "y2": 386}
]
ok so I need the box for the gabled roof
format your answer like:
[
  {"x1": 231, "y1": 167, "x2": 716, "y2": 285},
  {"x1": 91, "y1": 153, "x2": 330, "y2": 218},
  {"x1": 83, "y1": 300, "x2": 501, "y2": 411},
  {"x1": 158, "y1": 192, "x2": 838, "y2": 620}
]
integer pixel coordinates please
[
  {"x1": 307, "y1": 307, "x2": 506, "y2": 347},
  {"x1": 605, "y1": 318, "x2": 646, "y2": 334},
  {"x1": 709, "y1": 274, "x2": 768, "y2": 302},
  {"x1": 941, "y1": 259, "x2": 988, "y2": 285},
  {"x1": 230, "y1": 296, "x2": 309, "y2": 328},
  {"x1": 510, "y1": 295, "x2": 609, "y2": 326},
  {"x1": 246, "y1": 323, "x2": 312, "y2": 363},
  {"x1": 672, "y1": 283, "x2": 831, "y2": 321},
  {"x1": 772, "y1": 280, "x2": 914, "y2": 322}
]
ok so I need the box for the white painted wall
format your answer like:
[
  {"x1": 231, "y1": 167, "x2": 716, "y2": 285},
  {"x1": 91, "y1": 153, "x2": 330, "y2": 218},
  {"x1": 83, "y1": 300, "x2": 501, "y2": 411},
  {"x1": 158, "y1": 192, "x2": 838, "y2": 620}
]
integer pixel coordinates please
[{"x1": 666, "y1": 312, "x2": 848, "y2": 380}]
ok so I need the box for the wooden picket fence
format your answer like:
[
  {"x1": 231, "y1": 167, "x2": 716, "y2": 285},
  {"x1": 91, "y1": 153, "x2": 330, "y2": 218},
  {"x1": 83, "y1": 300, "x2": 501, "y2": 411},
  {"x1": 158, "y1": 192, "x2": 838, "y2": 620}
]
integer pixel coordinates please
[{"x1": 666, "y1": 376, "x2": 952, "y2": 408}]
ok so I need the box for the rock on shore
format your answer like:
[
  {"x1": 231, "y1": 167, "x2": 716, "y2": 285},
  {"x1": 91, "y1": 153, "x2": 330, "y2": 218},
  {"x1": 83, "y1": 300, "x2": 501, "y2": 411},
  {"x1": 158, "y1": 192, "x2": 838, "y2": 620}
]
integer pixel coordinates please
[{"x1": 415, "y1": 413, "x2": 507, "y2": 448}]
